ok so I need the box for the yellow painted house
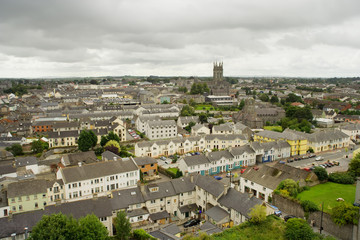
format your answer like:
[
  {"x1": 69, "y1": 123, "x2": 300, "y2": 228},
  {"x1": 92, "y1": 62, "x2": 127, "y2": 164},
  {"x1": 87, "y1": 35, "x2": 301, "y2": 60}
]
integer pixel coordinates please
[
  {"x1": 254, "y1": 129, "x2": 308, "y2": 156},
  {"x1": 8, "y1": 179, "x2": 48, "y2": 214}
]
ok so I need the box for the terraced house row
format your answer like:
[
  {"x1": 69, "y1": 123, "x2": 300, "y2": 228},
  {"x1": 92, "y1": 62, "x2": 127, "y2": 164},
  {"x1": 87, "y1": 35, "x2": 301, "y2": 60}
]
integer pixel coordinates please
[
  {"x1": 135, "y1": 134, "x2": 249, "y2": 158},
  {"x1": 1, "y1": 174, "x2": 264, "y2": 239},
  {"x1": 254, "y1": 128, "x2": 350, "y2": 155},
  {"x1": 179, "y1": 140, "x2": 291, "y2": 175}
]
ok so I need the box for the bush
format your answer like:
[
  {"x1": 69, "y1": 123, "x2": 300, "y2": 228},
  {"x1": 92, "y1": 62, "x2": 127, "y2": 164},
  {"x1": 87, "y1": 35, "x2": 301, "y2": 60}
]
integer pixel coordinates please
[
  {"x1": 285, "y1": 218, "x2": 314, "y2": 240},
  {"x1": 328, "y1": 172, "x2": 355, "y2": 184},
  {"x1": 132, "y1": 229, "x2": 156, "y2": 240},
  {"x1": 301, "y1": 200, "x2": 319, "y2": 213},
  {"x1": 313, "y1": 167, "x2": 328, "y2": 181},
  {"x1": 276, "y1": 179, "x2": 299, "y2": 198},
  {"x1": 331, "y1": 202, "x2": 359, "y2": 226}
]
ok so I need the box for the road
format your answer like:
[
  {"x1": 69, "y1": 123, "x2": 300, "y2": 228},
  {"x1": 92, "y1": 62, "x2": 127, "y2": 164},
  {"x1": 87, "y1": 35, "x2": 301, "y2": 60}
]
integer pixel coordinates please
[{"x1": 286, "y1": 145, "x2": 358, "y2": 173}]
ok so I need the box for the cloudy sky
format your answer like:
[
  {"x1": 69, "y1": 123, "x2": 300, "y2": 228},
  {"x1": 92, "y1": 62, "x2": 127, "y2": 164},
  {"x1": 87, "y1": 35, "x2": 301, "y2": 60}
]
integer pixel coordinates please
[{"x1": 0, "y1": 0, "x2": 360, "y2": 78}]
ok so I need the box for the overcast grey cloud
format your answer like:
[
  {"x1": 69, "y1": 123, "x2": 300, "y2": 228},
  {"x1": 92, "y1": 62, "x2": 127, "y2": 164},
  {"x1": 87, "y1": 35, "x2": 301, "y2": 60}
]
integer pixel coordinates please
[{"x1": 0, "y1": 0, "x2": 359, "y2": 78}]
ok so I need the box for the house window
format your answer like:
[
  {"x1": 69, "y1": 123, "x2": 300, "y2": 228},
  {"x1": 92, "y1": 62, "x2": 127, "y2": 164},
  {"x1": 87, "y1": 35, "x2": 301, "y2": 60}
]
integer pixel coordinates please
[
  {"x1": 19, "y1": 205, "x2": 23, "y2": 211},
  {"x1": 151, "y1": 200, "x2": 156, "y2": 204}
]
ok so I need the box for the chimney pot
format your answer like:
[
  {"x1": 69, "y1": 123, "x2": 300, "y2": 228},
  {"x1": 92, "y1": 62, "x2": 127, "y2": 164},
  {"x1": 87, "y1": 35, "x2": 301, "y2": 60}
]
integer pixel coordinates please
[{"x1": 78, "y1": 162, "x2": 82, "y2": 167}]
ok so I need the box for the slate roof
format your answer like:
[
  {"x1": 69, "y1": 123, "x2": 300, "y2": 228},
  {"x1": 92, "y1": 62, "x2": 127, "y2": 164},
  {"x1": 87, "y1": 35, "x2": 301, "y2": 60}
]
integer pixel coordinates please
[
  {"x1": 134, "y1": 156, "x2": 157, "y2": 166},
  {"x1": 147, "y1": 120, "x2": 176, "y2": 128},
  {"x1": 199, "y1": 221, "x2": 222, "y2": 235},
  {"x1": 205, "y1": 205, "x2": 229, "y2": 222},
  {"x1": 47, "y1": 130, "x2": 79, "y2": 138},
  {"x1": 0, "y1": 163, "x2": 16, "y2": 175},
  {"x1": 241, "y1": 163, "x2": 314, "y2": 190},
  {"x1": 0, "y1": 197, "x2": 112, "y2": 239},
  {"x1": 307, "y1": 129, "x2": 349, "y2": 143},
  {"x1": 183, "y1": 155, "x2": 209, "y2": 166},
  {"x1": 213, "y1": 124, "x2": 233, "y2": 132},
  {"x1": 170, "y1": 177, "x2": 195, "y2": 194},
  {"x1": 8, "y1": 179, "x2": 47, "y2": 198},
  {"x1": 60, "y1": 158, "x2": 138, "y2": 183},
  {"x1": 341, "y1": 123, "x2": 360, "y2": 131},
  {"x1": 205, "y1": 134, "x2": 247, "y2": 141},
  {"x1": 218, "y1": 188, "x2": 262, "y2": 218},
  {"x1": 102, "y1": 151, "x2": 122, "y2": 161},
  {"x1": 149, "y1": 230, "x2": 179, "y2": 240},
  {"x1": 127, "y1": 208, "x2": 149, "y2": 217},
  {"x1": 229, "y1": 145, "x2": 256, "y2": 156},
  {"x1": 141, "y1": 181, "x2": 176, "y2": 201},
  {"x1": 162, "y1": 223, "x2": 181, "y2": 235},
  {"x1": 194, "y1": 175, "x2": 225, "y2": 198},
  {"x1": 62, "y1": 151, "x2": 98, "y2": 166},
  {"x1": 110, "y1": 187, "x2": 145, "y2": 211},
  {"x1": 149, "y1": 210, "x2": 170, "y2": 221},
  {"x1": 179, "y1": 203, "x2": 198, "y2": 214}
]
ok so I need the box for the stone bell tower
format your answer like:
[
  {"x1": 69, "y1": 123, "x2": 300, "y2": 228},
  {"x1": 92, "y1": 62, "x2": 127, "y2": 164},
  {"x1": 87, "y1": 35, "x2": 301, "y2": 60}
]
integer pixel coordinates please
[{"x1": 213, "y1": 61, "x2": 223, "y2": 83}]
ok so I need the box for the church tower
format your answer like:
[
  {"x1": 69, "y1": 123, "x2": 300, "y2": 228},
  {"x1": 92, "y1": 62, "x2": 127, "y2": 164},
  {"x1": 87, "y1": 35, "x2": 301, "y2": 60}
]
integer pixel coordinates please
[{"x1": 213, "y1": 62, "x2": 223, "y2": 83}]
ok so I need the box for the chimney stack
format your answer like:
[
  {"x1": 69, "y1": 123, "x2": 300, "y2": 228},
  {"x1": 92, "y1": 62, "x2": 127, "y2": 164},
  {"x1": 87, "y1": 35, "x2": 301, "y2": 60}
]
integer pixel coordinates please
[
  {"x1": 190, "y1": 174, "x2": 194, "y2": 183},
  {"x1": 78, "y1": 162, "x2": 82, "y2": 167},
  {"x1": 113, "y1": 156, "x2": 117, "y2": 161}
]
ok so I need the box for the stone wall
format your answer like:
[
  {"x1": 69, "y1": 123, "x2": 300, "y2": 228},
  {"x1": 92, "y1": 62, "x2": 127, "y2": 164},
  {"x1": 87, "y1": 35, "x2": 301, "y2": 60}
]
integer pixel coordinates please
[
  {"x1": 273, "y1": 193, "x2": 357, "y2": 240},
  {"x1": 308, "y1": 211, "x2": 356, "y2": 240},
  {"x1": 272, "y1": 194, "x2": 305, "y2": 218}
]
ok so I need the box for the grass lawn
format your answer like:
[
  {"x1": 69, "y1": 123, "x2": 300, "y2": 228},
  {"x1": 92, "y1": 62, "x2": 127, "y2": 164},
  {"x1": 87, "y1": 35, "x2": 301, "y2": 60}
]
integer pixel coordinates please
[
  {"x1": 297, "y1": 182, "x2": 356, "y2": 214},
  {"x1": 167, "y1": 168, "x2": 179, "y2": 175},
  {"x1": 194, "y1": 104, "x2": 216, "y2": 111},
  {"x1": 264, "y1": 126, "x2": 283, "y2": 132},
  {"x1": 213, "y1": 215, "x2": 286, "y2": 240}
]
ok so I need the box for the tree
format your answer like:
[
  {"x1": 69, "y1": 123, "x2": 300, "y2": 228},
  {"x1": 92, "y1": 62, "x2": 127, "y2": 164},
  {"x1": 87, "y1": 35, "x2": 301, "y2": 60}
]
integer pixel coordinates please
[
  {"x1": 276, "y1": 179, "x2": 299, "y2": 197},
  {"x1": 180, "y1": 105, "x2": 195, "y2": 116},
  {"x1": 101, "y1": 131, "x2": 120, "y2": 146},
  {"x1": 184, "y1": 121, "x2": 196, "y2": 133},
  {"x1": 349, "y1": 153, "x2": 360, "y2": 176},
  {"x1": 331, "y1": 202, "x2": 359, "y2": 226},
  {"x1": 286, "y1": 93, "x2": 303, "y2": 103},
  {"x1": 29, "y1": 213, "x2": 81, "y2": 240},
  {"x1": 285, "y1": 218, "x2": 314, "y2": 240},
  {"x1": 249, "y1": 204, "x2": 267, "y2": 224},
  {"x1": 301, "y1": 200, "x2": 319, "y2": 213},
  {"x1": 313, "y1": 166, "x2": 328, "y2": 181},
  {"x1": 113, "y1": 211, "x2": 131, "y2": 240},
  {"x1": 104, "y1": 140, "x2": 121, "y2": 155},
  {"x1": 270, "y1": 95, "x2": 279, "y2": 104},
  {"x1": 89, "y1": 79, "x2": 99, "y2": 85},
  {"x1": 259, "y1": 93, "x2": 269, "y2": 102},
  {"x1": 6, "y1": 144, "x2": 23, "y2": 156},
  {"x1": 78, "y1": 130, "x2": 98, "y2": 152},
  {"x1": 31, "y1": 140, "x2": 47, "y2": 154},
  {"x1": 239, "y1": 99, "x2": 245, "y2": 110},
  {"x1": 78, "y1": 214, "x2": 109, "y2": 240},
  {"x1": 199, "y1": 113, "x2": 208, "y2": 123}
]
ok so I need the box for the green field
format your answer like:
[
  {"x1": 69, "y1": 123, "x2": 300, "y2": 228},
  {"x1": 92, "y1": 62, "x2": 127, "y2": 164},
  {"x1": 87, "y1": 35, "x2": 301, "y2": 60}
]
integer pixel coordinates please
[
  {"x1": 297, "y1": 182, "x2": 356, "y2": 213},
  {"x1": 213, "y1": 215, "x2": 285, "y2": 240},
  {"x1": 264, "y1": 126, "x2": 283, "y2": 132},
  {"x1": 194, "y1": 104, "x2": 216, "y2": 111}
]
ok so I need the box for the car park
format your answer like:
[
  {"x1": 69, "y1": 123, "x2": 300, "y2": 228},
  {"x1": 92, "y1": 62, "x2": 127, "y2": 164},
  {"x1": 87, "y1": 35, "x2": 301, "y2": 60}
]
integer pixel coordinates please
[{"x1": 183, "y1": 219, "x2": 200, "y2": 228}]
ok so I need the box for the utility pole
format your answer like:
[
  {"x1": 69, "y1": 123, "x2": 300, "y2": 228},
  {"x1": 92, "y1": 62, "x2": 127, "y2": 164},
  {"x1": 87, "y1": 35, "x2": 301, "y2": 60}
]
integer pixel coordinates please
[{"x1": 320, "y1": 201, "x2": 324, "y2": 234}]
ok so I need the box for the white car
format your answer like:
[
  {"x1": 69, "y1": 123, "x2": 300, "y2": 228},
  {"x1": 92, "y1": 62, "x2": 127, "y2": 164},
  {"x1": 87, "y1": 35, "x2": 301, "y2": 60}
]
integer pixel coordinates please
[{"x1": 315, "y1": 156, "x2": 324, "y2": 161}]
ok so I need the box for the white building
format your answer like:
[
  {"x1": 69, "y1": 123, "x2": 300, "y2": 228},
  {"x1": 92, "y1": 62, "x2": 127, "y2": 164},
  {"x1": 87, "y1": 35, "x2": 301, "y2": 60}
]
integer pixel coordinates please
[
  {"x1": 144, "y1": 120, "x2": 177, "y2": 140},
  {"x1": 56, "y1": 158, "x2": 140, "y2": 202}
]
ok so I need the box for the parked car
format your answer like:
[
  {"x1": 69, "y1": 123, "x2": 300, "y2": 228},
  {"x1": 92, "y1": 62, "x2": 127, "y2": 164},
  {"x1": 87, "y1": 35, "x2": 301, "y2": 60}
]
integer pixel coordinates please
[
  {"x1": 315, "y1": 156, "x2": 324, "y2": 161},
  {"x1": 226, "y1": 172, "x2": 234, "y2": 178},
  {"x1": 332, "y1": 161, "x2": 340, "y2": 166},
  {"x1": 195, "y1": 152, "x2": 200, "y2": 155},
  {"x1": 183, "y1": 219, "x2": 200, "y2": 228},
  {"x1": 160, "y1": 156, "x2": 166, "y2": 160},
  {"x1": 309, "y1": 154, "x2": 316, "y2": 158},
  {"x1": 214, "y1": 176, "x2": 222, "y2": 180},
  {"x1": 287, "y1": 159, "x2": 294, "y2": 163},
  {"x1": 284, "y1": 215, "x2": 297, "y2": 222}
]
